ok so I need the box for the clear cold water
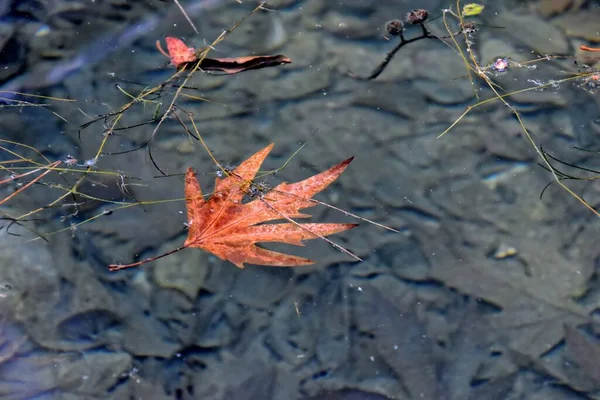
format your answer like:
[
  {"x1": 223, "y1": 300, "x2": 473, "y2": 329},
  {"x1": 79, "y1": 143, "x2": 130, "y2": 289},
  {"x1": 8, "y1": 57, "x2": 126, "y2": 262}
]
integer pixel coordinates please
[{"x1": 0, "y1": 0, "x2": 599, "y2": 399}]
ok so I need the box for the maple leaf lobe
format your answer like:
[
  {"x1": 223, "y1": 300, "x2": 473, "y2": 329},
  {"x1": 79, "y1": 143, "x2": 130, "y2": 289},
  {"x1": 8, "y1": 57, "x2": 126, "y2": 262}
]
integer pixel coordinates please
[{"x1": 156, "y1": 36, "x2": 196, "y2": 68}]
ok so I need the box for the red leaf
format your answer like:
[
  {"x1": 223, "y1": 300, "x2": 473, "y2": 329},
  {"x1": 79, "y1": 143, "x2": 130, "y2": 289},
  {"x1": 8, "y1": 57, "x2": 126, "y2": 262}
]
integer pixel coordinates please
[
  {"x1": 581, "y1": 45, "x2": 600, "y2": 52},
  {"x1": 156, "y1": 37, "x2": 291, "y2": 73},
  {"x1": 156, "y1": 36, "x2": 196, "y2": 68},
  {"x1": 109, "y1": 144, "x2": 356, "y2": 271}
]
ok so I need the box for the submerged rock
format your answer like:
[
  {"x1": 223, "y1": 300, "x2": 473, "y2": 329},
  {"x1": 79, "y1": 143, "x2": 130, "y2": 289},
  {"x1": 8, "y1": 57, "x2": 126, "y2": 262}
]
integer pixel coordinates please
[{"x1": 494, "y1": 12, "x2": 570, "y2": 54}]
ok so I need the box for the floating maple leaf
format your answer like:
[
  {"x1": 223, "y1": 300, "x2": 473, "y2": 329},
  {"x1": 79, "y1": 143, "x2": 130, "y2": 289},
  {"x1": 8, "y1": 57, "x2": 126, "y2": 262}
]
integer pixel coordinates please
[
  {"x1": 156, "y1": 36, "x2": 292, "y2": 73},
  {"x1": 109, "y1": 144, "x2": 357, "y2": 271}
]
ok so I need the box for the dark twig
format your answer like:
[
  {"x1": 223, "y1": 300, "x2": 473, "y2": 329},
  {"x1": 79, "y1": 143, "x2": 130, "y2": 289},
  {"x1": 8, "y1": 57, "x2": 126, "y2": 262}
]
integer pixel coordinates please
[
  {"x1": 350, "y1": 13, "x2": 463, "y2": 81},
  {"x1": 537, "y1": 147, "x2": 600, "y2": 203}
]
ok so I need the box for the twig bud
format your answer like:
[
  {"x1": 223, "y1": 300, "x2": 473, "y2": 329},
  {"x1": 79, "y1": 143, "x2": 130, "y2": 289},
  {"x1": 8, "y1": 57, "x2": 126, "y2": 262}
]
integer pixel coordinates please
[
  {"x1": 406, "y1": 9, "x2": 428, "y2": 25},
  {"x1": 386, "y1": 19, "x2": 404, "y2": 36}
]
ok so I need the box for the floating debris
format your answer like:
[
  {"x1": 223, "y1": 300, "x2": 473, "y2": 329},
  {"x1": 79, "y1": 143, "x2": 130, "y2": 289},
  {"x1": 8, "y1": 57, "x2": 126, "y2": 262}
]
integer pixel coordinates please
[
  {"x1": 491, "y1": 57, "x2": 510, "y2": 73},
  {"x1": 492, "y1": 243, "x2": 518, "y2": 259}
]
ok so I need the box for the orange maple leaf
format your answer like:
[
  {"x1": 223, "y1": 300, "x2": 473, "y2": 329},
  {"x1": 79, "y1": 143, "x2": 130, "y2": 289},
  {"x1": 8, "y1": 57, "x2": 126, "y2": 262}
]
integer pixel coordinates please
[{"x1": 109, "y1": 144, "x2": 357, "y2": 271}]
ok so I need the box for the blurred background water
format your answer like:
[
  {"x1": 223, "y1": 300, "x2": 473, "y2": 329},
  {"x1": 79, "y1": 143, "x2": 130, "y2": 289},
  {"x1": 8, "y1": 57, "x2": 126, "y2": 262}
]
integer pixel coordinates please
[{"x1": 1, "y1": 0, "x2": 600, "y2": 399}]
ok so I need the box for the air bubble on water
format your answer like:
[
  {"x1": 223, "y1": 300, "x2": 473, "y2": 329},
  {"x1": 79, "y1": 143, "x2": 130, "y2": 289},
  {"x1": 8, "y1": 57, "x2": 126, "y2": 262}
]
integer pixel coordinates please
[
  {"x1": 548, "y1": 79, "x2": 560, "y2": 88},
  {"x1": 527, "y1": 79, "x2": 547, "y2": 90}
]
